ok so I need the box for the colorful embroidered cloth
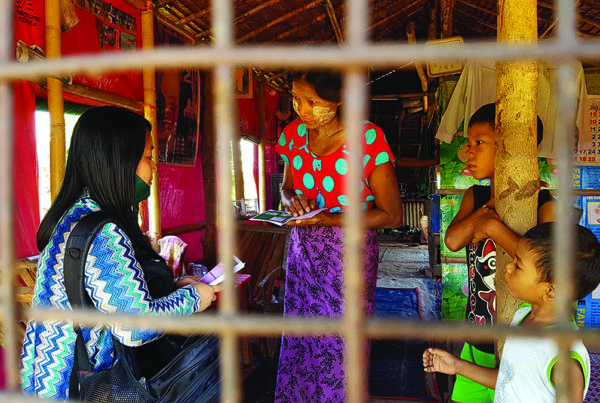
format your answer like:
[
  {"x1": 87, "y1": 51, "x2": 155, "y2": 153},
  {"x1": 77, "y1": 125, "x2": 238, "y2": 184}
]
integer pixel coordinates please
[
  {"x1": 21, "y1": 194, "x2": 202, "y2": 399},
  {"x1": 275, "y1": 226, "x2": 379, "y2": 402}
]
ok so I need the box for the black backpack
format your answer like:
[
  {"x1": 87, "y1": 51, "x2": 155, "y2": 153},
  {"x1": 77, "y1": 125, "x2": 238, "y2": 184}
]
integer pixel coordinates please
[{"x1": 64, "y1": 212, "x2": 220, "y2": 402}]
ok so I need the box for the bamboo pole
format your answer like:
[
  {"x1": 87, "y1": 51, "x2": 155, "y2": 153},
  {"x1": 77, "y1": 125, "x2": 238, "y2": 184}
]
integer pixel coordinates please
[
  {"x1": 325, "y1": 0, "x2": 344, "y2": 45},
  {"x1": 440, "y1": 0, "x2": 455, "y2": 38},
  {"x1": 257, "y1": 80, "x2": 267, "y2": 212},
  {"x1": 237, "y1": 0, "x2": 324, "y2": 43},
  {"x1": 141, "y1": 1, "x2": 162, "y2": 241},
  {"x1": 45, "y1": 0, "x2": 65, "y2": 201},
  {"x1": 406, "y1": 23, "x2": 428, "y2": 111},
  {"x1": 495, "y1": 0, "x2": 539, "y2": 352}
]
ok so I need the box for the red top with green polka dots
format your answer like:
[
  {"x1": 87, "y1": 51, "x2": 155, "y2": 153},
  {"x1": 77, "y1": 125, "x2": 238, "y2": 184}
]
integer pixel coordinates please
[{"x1": 276, "y1": 119, "x2": 395, "y2": 213}]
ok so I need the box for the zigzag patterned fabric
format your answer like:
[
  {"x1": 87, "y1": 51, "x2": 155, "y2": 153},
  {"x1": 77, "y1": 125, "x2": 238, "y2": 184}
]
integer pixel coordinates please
[{"x1": 21, "y1": 194, "x2": 202, "y2": 399}]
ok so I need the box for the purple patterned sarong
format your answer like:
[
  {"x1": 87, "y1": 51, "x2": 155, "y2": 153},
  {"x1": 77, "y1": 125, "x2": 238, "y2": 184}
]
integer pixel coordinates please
[{"x1": 275, "y1": 226, "x2": 379, "y2": 403}]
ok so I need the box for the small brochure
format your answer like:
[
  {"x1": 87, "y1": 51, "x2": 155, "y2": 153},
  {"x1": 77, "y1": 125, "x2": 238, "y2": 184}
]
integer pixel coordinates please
[
  {"x1": 199, "y1": 255, "x2": 246, "y2": 285},
  {"x1": 249, "y1": 208, "x2": 327, "y2": 226}
]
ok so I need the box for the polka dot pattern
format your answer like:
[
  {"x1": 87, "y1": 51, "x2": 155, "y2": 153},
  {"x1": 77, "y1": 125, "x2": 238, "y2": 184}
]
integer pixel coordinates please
[
  {"x1": 293, "y1": 155, "x2": 303, "y2": 170},
  {"x1": 275, "y1": 120, "x2": 394, "y2": 213},
  {"x1": 323, "y1": 176, "x2": 334, "y2": 192},
  {"x1": 303, "y1": 173, "x2": 315, "y2": 189},
  {"x1": 278, "y1": 133, "x2": 287, "y2": 147},
  {"x1": 375, "y1": 152, "x2": 390, "y2": 165},
  {"x1": 298, "y1": 124, "x2": 307, "y2": 137},
  {"x1": 365, "y1": 128, "x2": 377, "y2": 145},
  {"x1": 335, "y1": 159, "x2": 348, "y2": 175}
]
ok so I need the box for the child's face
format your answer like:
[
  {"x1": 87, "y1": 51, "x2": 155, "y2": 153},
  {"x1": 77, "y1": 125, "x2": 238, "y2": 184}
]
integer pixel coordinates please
[
  {"x1": 465, "y1": 123, "x2": 496, "y2": 180},
  {"x1": 505, "y1": 238, "x2": 551, "y2": 303}
]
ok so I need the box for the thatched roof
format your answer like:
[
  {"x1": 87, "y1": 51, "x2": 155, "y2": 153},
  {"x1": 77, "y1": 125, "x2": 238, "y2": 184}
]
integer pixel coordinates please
[{"x1": 152, "y1": 0, "x2": 600, "y2": 92}]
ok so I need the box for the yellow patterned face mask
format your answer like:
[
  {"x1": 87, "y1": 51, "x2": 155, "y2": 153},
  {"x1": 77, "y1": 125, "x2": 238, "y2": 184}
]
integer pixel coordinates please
[
  {"x1": 312, "y1": 105, "x2": 337, "y2": 125},
  {"x1": 293, "y1": 98, "x2": 338, "y2": 127}
]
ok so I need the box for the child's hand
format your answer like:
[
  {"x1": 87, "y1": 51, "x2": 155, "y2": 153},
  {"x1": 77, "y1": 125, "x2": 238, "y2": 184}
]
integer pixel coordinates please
[
  {"x1": 472, "y1": 204, "x2": 500, "y2": 244},
  {"x1": 423, "y1": 348, "x2": 458, "y2": 375}
]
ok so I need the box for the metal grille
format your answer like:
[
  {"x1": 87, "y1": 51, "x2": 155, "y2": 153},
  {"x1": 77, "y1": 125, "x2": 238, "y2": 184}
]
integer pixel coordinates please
[
  {"x1": 402, "y1": 199, "x2": 426, "y2": 231},
  {"x1": 1, "y1": 1, "x2": 599, "y2": 402}
]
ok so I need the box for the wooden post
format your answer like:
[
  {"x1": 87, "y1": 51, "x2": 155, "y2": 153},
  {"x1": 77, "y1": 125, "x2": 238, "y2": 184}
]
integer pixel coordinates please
[
  {"x1": 201, "y1": 71, "x2": 217, "y2": 266},
  {"x1": 440, "y1": 0, "x2": 455, "y2": 38},
  {"x1": 45, "y1": 0, "x2": 65, "y2": 201},
  {"x1": 141, "y1": 1, "x2": 161, "y2": 241},
  {"x1": 495, "y1": 0, "x2": 539, "y2": 345},
  {"x1": 258, "y1": 80, "x2": 267, "y2": 212}
]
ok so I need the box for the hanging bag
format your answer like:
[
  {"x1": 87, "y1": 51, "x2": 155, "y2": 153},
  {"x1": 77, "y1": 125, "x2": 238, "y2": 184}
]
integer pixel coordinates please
[{"x1": 64, "y1": 212, "x2": 220, "y2": 402}]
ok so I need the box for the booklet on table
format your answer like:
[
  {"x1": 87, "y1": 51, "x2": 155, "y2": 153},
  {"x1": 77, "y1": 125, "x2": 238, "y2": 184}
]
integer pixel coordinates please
[{"x1": 249, "y1": 208, "x2": 327, "y2": 226}]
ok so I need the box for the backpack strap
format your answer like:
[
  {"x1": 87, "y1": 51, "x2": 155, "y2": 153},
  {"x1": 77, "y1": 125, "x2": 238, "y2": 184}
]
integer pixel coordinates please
[
  {"x1": 64, "y1": 211, "x2": 119, "y2": 398},
  {"x1": 64, "y1": 211, "x2": 117, "y2": 309}
]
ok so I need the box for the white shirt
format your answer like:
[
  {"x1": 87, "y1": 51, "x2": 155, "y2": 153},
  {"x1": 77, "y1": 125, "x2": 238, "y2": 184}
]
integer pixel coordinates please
[
  {"x1": 436, "y1": 62, "x2": 590, "y2": 158},
  {"x1": 495, "y1": 304, "x2": 590, "y2": 403}
]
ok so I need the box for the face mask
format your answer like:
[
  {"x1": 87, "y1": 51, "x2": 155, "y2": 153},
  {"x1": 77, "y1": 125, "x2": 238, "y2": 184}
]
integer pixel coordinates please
[
  {"x1": 135, "y1": 175, "x2": 151, "y2": 203},
  {"x1": 312, "y1": 105, "x2": 337, "y2": 125}
]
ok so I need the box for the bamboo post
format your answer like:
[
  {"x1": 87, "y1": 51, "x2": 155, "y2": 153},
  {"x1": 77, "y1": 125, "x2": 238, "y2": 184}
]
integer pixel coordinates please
[
  {"x1": 495, "y1": 0, "x2": 539, "y2": 351},
  {"x1": 233, "y1": 123, "x2": 245, "y2": 202},
  {"x1": 45, "y1": 0, "x2": 65, "y2": 201},
  {"x1": 440, "y1": 0, "x2": 455, "y2": 38},
  {"x1": 141, "y1": 1, "x2": 161, "y2": 241},
  {"x1": 258, "y1": 80, "x2": 267, "y2": 212}
]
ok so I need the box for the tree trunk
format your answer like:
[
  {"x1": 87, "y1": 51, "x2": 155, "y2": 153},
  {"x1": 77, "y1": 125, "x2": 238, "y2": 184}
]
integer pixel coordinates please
[{"x1": 495, "y1": 0, "x2": 539, "y2": 354}]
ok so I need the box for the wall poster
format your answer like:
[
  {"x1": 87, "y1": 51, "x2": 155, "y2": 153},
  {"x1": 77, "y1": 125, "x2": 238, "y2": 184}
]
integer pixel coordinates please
[
  {"x1": 155, "y1": 27, "x2": 201, "y2": 165},
  {"x1": 156, "y1": 69, "x2": 201, "y2": 165},
  {"x1": 73, "y1": 0, "x2": 137, "y2": 49},
  {"x1": 575, "y1": 94, "x2": 600, "y2": 165}
]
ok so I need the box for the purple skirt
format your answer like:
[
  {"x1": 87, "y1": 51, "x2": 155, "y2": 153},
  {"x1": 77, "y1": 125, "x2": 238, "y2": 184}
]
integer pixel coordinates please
[{"x1": 275, "y1": 226, "x2": 379, "y2": 403}]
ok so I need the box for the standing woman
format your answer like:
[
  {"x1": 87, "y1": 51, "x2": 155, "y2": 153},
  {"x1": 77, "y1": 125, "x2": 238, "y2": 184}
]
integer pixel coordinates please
[
  {"x1": 21, "y1": 106, "x2": 219, "y2": 399},
  {"x1": 275, "y1": 71, "x2": 402, "y2": 402}
]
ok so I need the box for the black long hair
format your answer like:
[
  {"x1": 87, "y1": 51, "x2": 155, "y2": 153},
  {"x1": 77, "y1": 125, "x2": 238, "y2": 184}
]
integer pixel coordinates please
[{"x1": 36, "y1": 106, "x2": 156, "y2": 259}]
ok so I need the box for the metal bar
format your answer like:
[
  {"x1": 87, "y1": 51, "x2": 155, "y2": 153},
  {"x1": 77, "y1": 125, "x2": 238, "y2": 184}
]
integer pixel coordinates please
[
  {"x1": 5, "y1": 41, "x2": 600, "y2": 82},
  {"x1": 213, "y1": 0, "x2": 239, "y2": 401},
  {"x1": 24, "y1": 307, "x2": 600, "y2": 347},
  {"x1": 344, "y1": 0, "x2": 369, "y2": 400},
  {"x1": 553, "y1": 60, "x2": 579, "y2": 403},
  {"x1": 0, "y1": 0, "x2": 19, "y2": 391},
  {"x1": 553, "y1": 0, "x2": 579, "y2": 399}
]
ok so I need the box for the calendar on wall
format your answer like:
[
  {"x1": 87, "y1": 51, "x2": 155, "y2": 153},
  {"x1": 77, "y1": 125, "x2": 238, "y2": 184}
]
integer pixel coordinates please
[{"x1": 576, "y1": 95, "x2": 600, "y2": 165}]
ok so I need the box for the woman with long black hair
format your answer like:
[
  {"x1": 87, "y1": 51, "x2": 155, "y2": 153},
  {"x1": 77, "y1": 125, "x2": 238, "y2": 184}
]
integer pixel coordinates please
[{"x1": 21, "y1": 106, "x2": 219, "y2": 399}]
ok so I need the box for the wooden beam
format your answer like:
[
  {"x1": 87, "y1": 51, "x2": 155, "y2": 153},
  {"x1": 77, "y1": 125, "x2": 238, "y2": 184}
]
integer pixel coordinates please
[
  {"x1": 122, "y1": 0, "x2": 145, "y2": 10},
  {"x1": 237, "y1": 0, "x2": 325, "y2": 43},
  {"x1": 456, "y1": 0, "x2": 496, "y2": 16},
  {"x1": 274, "y1": 12, "x2": 329, "y2": 41},
  {"x1": 406, "y1": 23, "x2": 428, "y2": 111},
  {"x1": 162, "y1": 221, "x2": 207, "y2": 236},
  {"x1": 142, "y1": 0, "x2": 162, "y2": 240},
  {"x1": 371, "y1": 0, "x2": 423, "y2": 32},
  {"x1": 194, "y1": 0, "x2": 283, "y2": 40},
  {"x1": 538, "y1": 1, "x2": 600, "y2": 29},
  {"x1": 440, "y1": 0, "x2": 455, "y2": 38},
  {"x1": 177, "y1": 8, "x2": 210, "y2": 26},
  {"x1": 46, "y1": 0, "x2": 65, "y2": 201},
  {"x1": 258, "y1": 80, "x2": 267, "y2": 212},
  {"x1": 325, "y1": 0, "x2": 344, "y2": 45},
  {"x1": 453, "y1": 7, "x2": 497, "y2": 31}
]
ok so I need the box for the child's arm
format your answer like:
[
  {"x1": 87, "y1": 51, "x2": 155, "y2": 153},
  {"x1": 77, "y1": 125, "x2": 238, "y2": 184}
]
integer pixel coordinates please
[
  {"x1": 550, "y1": 358, "x2": 585, "y2": 402},
  {"x1": 423, "y1": 348, "x2": 498, "y2": 389},
  {"x1": 472, "y1": 198, "x2": 556, "y2": 258},
  {"x1": 445, "y1": 187, "x2": 485, "y2": 251}
]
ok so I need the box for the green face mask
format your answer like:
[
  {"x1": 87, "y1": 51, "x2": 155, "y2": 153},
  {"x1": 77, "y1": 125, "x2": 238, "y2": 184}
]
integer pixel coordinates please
[{"x1": 135, "y1": 175, "x2": 151, "y2": 203}]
